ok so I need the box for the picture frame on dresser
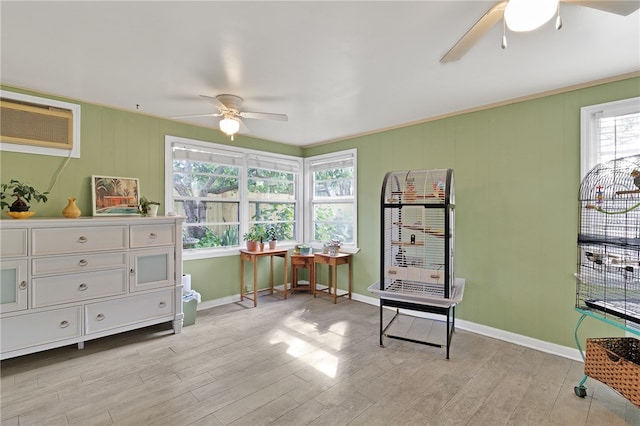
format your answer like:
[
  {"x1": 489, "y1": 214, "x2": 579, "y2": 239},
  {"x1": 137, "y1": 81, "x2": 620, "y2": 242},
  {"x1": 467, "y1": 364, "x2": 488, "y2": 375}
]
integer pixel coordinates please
[{"x1": 91, "y1": 175, "x2": 140, "y2": 216}]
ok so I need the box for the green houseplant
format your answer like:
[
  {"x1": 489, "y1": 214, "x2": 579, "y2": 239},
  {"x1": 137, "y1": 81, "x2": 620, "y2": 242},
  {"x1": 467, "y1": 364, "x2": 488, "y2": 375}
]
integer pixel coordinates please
[
  {"x1": 1, "y1": 179, "x2": 49, "y2": 215},
  {"x1": 242, "y1": 225, "x2": 264, "y2": 251},
  {"x1": 265, "y1": 223, "x2": 281, "y2": 249},
  {"x1": 139, "y1": 196, "x2": 160, "y2": 217}
]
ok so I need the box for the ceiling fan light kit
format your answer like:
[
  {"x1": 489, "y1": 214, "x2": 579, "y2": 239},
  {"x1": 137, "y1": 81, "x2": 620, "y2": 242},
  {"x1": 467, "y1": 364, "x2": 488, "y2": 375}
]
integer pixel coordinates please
[
  {"x1": 171, "y1": 93, "x2": 288, "y2": 141},
  {"x1": 440, "y1": 0, "x2": 639, "y2": 63},
  {"x1": 219, "y1": 116, "x2": 240, "y2": 139},
  {"x1": 504, "y1": 0, "x2": 559, "y2": 32}
]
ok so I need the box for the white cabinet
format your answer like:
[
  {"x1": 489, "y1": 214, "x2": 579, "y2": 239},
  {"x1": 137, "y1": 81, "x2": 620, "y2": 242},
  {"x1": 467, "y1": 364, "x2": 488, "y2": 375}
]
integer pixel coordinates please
[
  {"x1": 0, "y1": 216, "x2": 184, "y2": 360},
  {"x1": 0, "y1": 259, "x2": 28, "y2": 313}
]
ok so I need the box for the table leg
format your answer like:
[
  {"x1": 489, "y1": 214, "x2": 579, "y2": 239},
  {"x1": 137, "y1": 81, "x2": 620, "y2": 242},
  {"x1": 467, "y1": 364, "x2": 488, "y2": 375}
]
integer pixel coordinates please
[
  {"x1": 348, "y1": 262, "x2": 352, "y2": 300},
  {"x1": 270, "y1": 256, "x2": 274, "y2": 295},
  {"x1": 240, "y1": 257, "x2": 244, "y2": 302},
  {"x1": 253, "y1": 258, "x2": 258, "y2": 307},
  {"x1": 333, "y1": 264, "x2": 338, "y2": 304},
  {"x1": 283, "y1": 254, "x2": 288, "y2": 299}
]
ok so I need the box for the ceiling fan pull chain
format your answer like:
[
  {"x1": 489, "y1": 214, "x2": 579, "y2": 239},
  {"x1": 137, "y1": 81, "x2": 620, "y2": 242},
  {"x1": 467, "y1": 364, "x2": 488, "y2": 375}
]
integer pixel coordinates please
[
  {"x1": 501, "y1": 18, "x2": 508, "y2": 49},
  {"x1": 555, "y1": 3, "x2": 563, "y2": 30}
]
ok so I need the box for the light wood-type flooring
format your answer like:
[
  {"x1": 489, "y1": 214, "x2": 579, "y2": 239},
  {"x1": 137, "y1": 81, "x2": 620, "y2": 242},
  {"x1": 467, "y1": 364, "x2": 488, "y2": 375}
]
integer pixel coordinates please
[{"x1": 1, "y1": 294, "x2": 639, "y2": 425}]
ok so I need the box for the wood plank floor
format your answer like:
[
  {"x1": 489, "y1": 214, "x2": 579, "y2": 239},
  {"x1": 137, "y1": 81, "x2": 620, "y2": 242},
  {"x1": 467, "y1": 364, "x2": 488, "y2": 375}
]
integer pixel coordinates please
[{"x1": 1, "y1": 295, "x2": 639, "y2": 425}]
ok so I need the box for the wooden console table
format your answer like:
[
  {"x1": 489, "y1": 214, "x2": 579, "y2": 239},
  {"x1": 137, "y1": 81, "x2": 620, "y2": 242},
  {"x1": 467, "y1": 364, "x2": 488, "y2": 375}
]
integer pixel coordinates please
[
  {"x1": 239, "y1": 248, "x2": 288, "y2": 307},
  {"x1": 314, "y1": 253, "x2": 352, "y2": 304}
]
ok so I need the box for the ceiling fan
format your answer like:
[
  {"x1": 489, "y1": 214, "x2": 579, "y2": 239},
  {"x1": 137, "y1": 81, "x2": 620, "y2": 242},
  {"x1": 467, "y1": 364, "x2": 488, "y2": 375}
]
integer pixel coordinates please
[
  {"x1": 440, "y1": 0, "x2": 640, "y2": 63},
  {"x1": 172, "y1": 94, "x2": 288, "y2": 140}
]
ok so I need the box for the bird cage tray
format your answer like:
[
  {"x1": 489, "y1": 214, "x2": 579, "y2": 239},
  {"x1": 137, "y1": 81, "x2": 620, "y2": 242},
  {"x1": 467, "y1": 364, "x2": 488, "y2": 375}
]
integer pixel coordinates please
[{"x1": 368, "y1": 278, "x2": 465, "y2": 308}]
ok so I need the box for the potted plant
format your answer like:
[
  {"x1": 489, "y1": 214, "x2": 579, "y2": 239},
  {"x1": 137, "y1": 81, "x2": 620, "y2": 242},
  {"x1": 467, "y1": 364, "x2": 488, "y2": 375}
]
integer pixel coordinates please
[
  {"x1": 1, "y1": 179, "x2": 49, "y2": 217},
  {"x1": 242, "y1": 226, "x2": 263, "y2": 251},
  {"x1": 265, "y1": 223, "x2": 281, "y2": 250},
  {"x1": 139, "y1": 196, "x2": 160, "y2": 217}
]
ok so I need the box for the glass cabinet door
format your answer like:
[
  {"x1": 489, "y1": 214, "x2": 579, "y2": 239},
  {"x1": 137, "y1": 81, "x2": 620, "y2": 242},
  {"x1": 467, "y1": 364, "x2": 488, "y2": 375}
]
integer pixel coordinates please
[
  {"x1": 0, "y1": 260, "x2": 28, "y2": 313},
  {"x1": 129, "y1": 247, "x2": 174, "y2": 292}
]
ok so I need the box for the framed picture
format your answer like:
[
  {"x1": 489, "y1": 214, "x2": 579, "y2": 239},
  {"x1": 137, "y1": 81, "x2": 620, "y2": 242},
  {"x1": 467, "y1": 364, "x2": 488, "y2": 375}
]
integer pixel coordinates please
[{"x1": 92, "y1": 175, "x2": 140, "y2": 216}]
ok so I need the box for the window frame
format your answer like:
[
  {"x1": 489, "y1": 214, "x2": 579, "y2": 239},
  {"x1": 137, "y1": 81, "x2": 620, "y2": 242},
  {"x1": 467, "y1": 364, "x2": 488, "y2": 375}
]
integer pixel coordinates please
[
  {"x1": 304, "y1": 148, "x2": 358, "y2": 253},
  {"x1": 580, "y1": 97, "x2": 640, "y2": 180},
  {"x1": 165, "y1": 135, "x2": 303, "y2": 260}
]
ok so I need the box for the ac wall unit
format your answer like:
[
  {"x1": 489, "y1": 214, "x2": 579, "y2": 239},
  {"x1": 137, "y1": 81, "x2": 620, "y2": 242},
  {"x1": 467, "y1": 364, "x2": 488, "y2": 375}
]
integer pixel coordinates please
[{"x1": 0, "y1": 91, "x2": 80, "y2": 158}]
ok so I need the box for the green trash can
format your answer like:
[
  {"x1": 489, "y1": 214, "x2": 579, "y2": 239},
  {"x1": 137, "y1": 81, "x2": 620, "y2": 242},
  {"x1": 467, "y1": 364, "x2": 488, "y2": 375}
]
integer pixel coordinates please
[
  {"x1": 182, "y1": 290, "x2": 200, "y2": 326},
  {"x1": 183, "y1": 299, "x2": 198, "y2": 326}
]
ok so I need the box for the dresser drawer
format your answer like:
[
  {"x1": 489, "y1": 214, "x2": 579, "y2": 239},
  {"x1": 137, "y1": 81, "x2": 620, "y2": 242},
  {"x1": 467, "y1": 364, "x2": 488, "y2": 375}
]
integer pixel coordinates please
[
  {"x1": 1, "y1": 229, "x2": 28, "y2": 257},
  {"x1": 85, "y1": 289, "x2": 174, "y2": 334},
  {"x1": 32, "y1": 269, "x2": 127, "y2": 308},
  {"x1": 32, "y1": 252, "x2": 127, "y2": 276},
  {"x1": 0, "y1": 307, "x2": 82, "y2": 352},
  {"x1": 130, "y1": 224, "x2": 174, "y2": 248},
  {"x1": 32, "y1": 226, "x2": 128, "y2": 255}
]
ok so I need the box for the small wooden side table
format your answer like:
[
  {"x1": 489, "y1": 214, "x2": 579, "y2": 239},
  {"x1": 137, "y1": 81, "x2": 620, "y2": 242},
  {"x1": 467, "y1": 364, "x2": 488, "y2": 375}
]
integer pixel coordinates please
[
  {"x1": 240, "y1": 248, "x2": 288, "y2": 307},
  {"x1": 314, "y1": 252, "x2": 352, "y2": 304},
  {"x1": 290, "y1": 254, "x2": 315, "y2": 294}
]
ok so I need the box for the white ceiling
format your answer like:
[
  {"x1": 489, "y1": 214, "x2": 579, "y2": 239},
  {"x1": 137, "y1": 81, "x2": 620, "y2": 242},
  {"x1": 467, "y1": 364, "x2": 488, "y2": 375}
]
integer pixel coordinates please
[{"x1": 1, "y1": 1, "x2": 639, "y2": 147}]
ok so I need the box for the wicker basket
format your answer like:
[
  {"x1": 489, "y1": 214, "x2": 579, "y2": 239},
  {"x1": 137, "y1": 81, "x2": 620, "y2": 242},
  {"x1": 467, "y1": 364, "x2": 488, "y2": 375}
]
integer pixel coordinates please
[{"x1": 584, "y1": 337, "x2": 640, "y2": 407}]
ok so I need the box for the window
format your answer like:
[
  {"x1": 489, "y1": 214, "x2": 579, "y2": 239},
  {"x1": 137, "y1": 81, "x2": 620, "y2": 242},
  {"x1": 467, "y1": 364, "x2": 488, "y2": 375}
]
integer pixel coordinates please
[
  {"x1": 581, "y1": 97, "x2": 640, "y2": 179},
  {"x1": 247, "y1": 154, "x2": 300, "y2": 242},
  {"x1": 166, "y1": 136, "x2": 302, "y2": 259},
  {"x1": 304, "y1": 149, "x2": 357, "y2": 251}
]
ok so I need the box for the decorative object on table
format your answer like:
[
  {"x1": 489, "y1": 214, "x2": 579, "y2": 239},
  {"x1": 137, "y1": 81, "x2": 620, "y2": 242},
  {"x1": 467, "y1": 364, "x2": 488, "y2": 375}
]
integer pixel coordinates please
[
  {"x1": 62, "y1": 197, "x2": 81, "y2": 218},
  {"x1": 242, "y1": 225, "x2": 263, "y2": 252},
  {"x1": 1, "y1": 179, "x2": 49, "y2": 218},
  {"x1": 297, "y1": 244, "x2": 312, "y2": 255},
  {"x1": 138, "y1": 196, "x2": 160, "y2": 217},
  {"x1": 265, "y1": 223, "x2": 281, "y2": 250},
  {"x1": 323, "y1": 239, "x2": 341, "y2": 256},
  {"x1": 91, "y1": 175, "x2": 139, "y2": 216}
]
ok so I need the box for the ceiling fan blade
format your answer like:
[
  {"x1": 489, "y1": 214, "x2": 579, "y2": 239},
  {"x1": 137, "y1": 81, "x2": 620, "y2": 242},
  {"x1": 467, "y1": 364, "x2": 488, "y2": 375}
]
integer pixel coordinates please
[
  {"x1": 440, "y1": 0, "x2": 508, "y2": 63},
  {"x1": 170, "y1": 112, "x2": 222, "y2": 119},
  {"x1": 562, "y1": 0, "x2": 640, "y2": 16},
  {"x1": 237, "y1": 117, "x2": 250, "y2": 133},
  {"x1": 199, "y1": 94, "x2": 227, "y2": 110},
  {"x1": 239, "y1": 111, "x2": 288, "y2": 121}
]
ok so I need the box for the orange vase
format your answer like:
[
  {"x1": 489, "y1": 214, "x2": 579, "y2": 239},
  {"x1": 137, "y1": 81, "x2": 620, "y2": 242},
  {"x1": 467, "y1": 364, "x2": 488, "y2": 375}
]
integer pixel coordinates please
[{"x1": 62, "y1": 197, "x2": 81, "y2": 218}]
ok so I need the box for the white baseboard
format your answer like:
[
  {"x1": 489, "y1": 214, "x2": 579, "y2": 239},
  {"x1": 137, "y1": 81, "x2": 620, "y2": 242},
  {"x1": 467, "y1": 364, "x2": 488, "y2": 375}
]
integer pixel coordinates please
[{"x1": 198, "y1": 291, "x2": 584, "y2": 362}]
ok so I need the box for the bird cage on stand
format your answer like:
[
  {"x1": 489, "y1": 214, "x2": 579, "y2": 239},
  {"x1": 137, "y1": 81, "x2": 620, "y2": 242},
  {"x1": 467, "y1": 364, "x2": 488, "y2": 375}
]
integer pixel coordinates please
[
  {"x1": 574, "y1": 154, "x2": 640, "y2": 403},
  {"x1": 369, "y1": 169, "x2": 465, "y2": 359}
]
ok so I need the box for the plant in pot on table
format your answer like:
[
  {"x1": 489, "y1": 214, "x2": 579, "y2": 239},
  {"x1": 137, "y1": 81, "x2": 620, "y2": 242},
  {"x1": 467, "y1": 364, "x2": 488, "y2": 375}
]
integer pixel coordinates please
[
  {"x1": 243, "y1": 226, "x2": 263, "y2": 252},
  {"x1": 139, "y1": 196, "x2": 160, "y2": 217},
  {"x1": 1, "y1": 179, "x2": 49, "y2": 219},
  {"x1": 265, "y1": 223, "x2": 281, "y2": 250}
]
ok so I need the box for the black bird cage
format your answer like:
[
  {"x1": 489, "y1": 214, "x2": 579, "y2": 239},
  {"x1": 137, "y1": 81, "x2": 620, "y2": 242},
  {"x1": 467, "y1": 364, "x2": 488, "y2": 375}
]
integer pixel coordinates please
[{"x1": 576, "y1": 154, "x2": 640, "y2": 327}]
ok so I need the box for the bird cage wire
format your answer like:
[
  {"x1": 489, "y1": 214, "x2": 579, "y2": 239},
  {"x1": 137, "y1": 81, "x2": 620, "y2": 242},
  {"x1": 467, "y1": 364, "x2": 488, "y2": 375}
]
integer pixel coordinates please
[
  {"x1": 381, "y1": 169, "x2": 455, "y2": 299},
  {"x1": 577, "y1": 154, "x2": 640, "y2": 327}
]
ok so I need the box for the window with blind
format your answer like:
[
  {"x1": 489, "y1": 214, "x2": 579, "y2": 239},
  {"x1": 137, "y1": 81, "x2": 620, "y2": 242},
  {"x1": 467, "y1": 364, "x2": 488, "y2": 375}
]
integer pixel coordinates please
[
  {"x1": 247, "y1": 154, "x2": 299, "y2": 242},
  {"x1": 304, "y1": 149, "x2": 357, "y2": 250},
  {"x1": 166, "y1": 136, "x2": 302, "y2": 258},
  {"x1": 581, "y1": 97, "x2": 640, "y2": 179}
]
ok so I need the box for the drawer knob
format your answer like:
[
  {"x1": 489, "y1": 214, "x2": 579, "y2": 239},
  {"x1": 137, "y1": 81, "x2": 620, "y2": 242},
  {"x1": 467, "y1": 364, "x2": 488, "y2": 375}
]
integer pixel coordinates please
[
  {"x1": 78, "y1": 283, "x2": 88, "y2": 291},
  {"x1": 430, "y1": 274, "x2": 440, "y2": 279},
  {"x1": 79, "y1": 259, "x2": 88, "y2": 266},
  {"x1": 159, "y1": 301, "x2": 166, "y2": 308},
  {"x1": 78, "y1": 236, "x2": 88, "y2": 243},
  {"x1": 19, "y1": 281, "x2": 27, "y2": 290},
  {"x1": 130, "y1": 268, "x2": 135, "y2": 275},
  {"x1": 96, "y1": 314, "x2": 105, "y2": 321},
  {"x1": 149, "y1": 233, "x2": 158, "y2": 239},
  {"x1": 60, "y1": 320, "x2": 69, "y2": 328}
]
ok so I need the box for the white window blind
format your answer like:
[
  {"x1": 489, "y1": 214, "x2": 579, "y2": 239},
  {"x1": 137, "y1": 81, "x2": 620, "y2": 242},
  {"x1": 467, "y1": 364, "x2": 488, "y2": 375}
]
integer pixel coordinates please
[{"x1": 581, "y1": 97, "x2": 640, "y2": 179}]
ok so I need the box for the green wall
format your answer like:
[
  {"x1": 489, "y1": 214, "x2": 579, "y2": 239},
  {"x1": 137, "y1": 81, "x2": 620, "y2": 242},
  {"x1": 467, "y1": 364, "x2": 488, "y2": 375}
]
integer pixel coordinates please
[
  {"x1": 2, "y1": 78, "x2": 639, "y2": 350},
  {"x1": 304, "y1": 77, "x2": 640, "y2": 349}
]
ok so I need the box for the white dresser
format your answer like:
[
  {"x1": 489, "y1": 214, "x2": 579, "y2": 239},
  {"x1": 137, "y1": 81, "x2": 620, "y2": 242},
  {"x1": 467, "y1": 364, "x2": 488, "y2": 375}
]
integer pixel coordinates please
[{"x1": 0, "y1": 216, "x2": 184, "y2": 360}]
